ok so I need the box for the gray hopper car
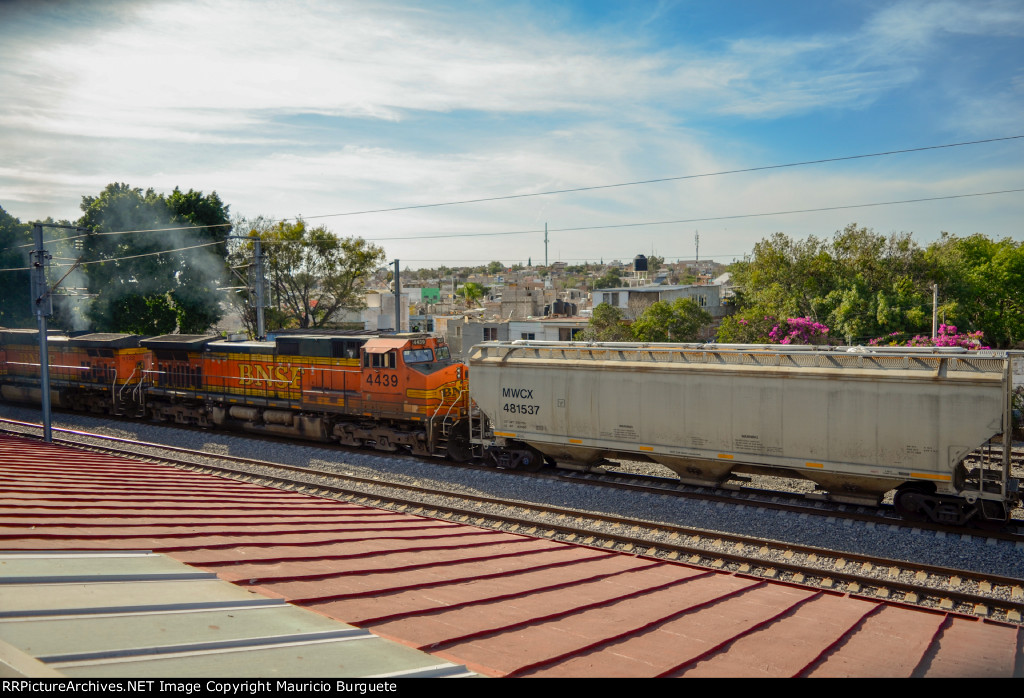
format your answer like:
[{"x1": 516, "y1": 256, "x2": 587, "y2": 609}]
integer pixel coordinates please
[{"x1": 469, "y1": 341, "x2": 1022, "y2": 525}]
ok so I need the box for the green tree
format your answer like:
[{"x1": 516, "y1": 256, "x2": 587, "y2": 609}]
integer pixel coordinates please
[
  {"x1": 0, "y1": 205, "x2": 33, "y2": 328},
  {"x1": 593, "y1": 268, "x2": 622, "y2": 289},
  {"x1": 78, "y1": 183, "x2": 231, "y2": 334},
  {"x1": 727, "y1": 225, "x2": 933, "y2": 344},
  {"x1": 631, "y1": 298, "x2": 710, "y2": 342},
  {"x1": 486, "y1": 261, "x2": 504, "y2": 275},
  {"x1": 717, "y1": 314, "x2": 777, "y2": 343},
  {"x1": 230, "y1": 218, "x2": 385, "y2": 332},
  {"x1": 581, "y1": 303, "x2": 632, "y2": 341},
  {"x1": 926, "y1": 234, "x2": 1024, "y2": 347},
  {"x1": 458, "y1": 281, "x2": 488, "y2": 307}
]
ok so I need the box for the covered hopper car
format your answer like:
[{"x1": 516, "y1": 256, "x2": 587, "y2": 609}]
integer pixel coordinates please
[{"x1": 468, "y1": 341, "x2": 1023, "y2": 525}]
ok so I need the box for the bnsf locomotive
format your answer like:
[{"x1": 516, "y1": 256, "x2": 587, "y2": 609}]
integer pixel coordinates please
[
  {"x1": 0, "y1": 330, "x2": 471, "y2": 460},
  {"x1": 1, "y1": 329, "x2": 1021, "y2": 525}
]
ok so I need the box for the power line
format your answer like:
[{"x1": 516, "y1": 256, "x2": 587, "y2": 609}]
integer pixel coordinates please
[
  {"x1": 544, "y1": 187, "x2": 1024, "y2": 235},
  {"x1": 2, "y1": 185, "x2": 1021, "y2": 273},
  {"x1": 0, "y1": 241, "x2": 224, "y2": 272},
  {"x1": 301, "y1": 135, "x2": 1024, "y2": 220},
  {"x1": 13, "y1": 133, "x2": 1021, "y2": 245},
  {"x1": 27, "y1": 223, "x2": 230, "y2": 248},
  {"x1": 357, "y1": 187, "x2": 1024, "y2": 242}
]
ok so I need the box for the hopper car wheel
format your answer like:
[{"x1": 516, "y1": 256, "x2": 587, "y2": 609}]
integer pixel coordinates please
[
  {"x1": 895, "y1": 484, "x2": 984, "y2": 526},
  {"x1": 487, "y1": 443, "x2": 544, "y2": 472},
  {"x1": 516, "y1": 449, "x2": 543, "y2": 472},
  {"x1": 894, "y1": 484, "x2": 934, "y2": 522}
]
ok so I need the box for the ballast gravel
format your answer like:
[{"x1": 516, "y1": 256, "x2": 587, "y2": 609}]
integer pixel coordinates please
[{"x1": 3, "y1": 404, "x2": 1022, "y2": 581}]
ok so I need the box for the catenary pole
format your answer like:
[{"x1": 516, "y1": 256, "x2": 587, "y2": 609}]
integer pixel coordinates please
[{"x1": 30, "y1": 223, "x2": 52, "y2": 442}]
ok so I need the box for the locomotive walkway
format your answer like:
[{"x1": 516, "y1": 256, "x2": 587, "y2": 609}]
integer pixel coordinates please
[{"x1": 0, "y1": 435, "x2": 1020, "y2": 678}]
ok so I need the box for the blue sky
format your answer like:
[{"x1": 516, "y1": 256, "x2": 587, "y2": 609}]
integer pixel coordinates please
[{"x1": 1, "y1": 0, "x2": 1022, "y2": 268}]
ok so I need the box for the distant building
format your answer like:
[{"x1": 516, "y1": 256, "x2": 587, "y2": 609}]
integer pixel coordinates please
[
  {"x1": 592, "y1": 284, "x2": 723, "y2": 318},
  {"x1": 499, "y1": 283, "x2": 546, "y2": 320},
  {"x1": 591, "y1": 283, "x2": 732, "y2": 339},
  {"x1": 332, "y1": 291, "x2": 410, "y2": 332},
  {"x1": 510, "y1": 317, "x2": 589, "y2": 342}
]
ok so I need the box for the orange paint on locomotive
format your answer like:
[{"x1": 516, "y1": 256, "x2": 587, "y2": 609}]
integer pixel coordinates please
[
  {"x1": 69, "y1": 347, "x2": 149, "y2": 387},
  {"x1": 201, "y1": 352, "x2": 302, "y2": 400},
  {"x1": 238, "y1": 362, "x2": 302, "y2": 389},
  {"x1": 357, "y1": 336, "x2": 469, "y2": 420},
  {"x1": 0, "y1": 335, "x2": 148, "y2": 388}
]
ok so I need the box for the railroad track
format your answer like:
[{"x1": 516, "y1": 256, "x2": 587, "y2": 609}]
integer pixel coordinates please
[
  {"x1": 6, "y1": 404, "x2": 1022, "y2": 535},
  {"x1": 4, "y1": 417, "x2": 1023, "y2": 626},
  {"x1": 578, "y1": 465, "x2": 1024, "y2": 533},
  {"x1": 3, "y1": 410, "x2": 1023, "y2": 540}
]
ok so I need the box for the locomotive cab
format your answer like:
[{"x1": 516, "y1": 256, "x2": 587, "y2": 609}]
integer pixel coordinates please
[{"x1": 360, "y1": 335, "x2": 467, "y2": 419}]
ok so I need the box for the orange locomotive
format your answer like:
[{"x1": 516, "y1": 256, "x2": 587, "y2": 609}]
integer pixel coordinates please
[
  {"x1": 0, "y1": 330, "x2": 148, "y2": 415},
  {"x1": 0, "y1": 330, "x2": 472, "y2": 460}
]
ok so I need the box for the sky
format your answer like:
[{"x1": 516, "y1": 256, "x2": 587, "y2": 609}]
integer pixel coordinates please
[{"x1": 1, "y1": 0, "x2": 1022, "y2": 269}]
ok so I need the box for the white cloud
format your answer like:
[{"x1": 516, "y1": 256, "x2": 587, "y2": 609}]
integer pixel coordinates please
[
  {"x1": 5, "y1": 0, "x2": 977, "y2": 147},
  {"x1": 0, "y1": 0, "x2": 1020, "y2": 261}
]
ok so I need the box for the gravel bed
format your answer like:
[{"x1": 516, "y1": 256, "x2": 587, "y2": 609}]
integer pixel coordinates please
[{"x1": 4, "y1": 404, "x2": 1023, "y2": 582}]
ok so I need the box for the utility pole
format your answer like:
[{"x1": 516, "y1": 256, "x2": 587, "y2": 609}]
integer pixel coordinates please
[
  {"x1": 226, "y1": 235, "x2": 267, "y2": 340},
  {"x1": 394, "y1": 259, "x2": 401, "y2": 332},
  {"x1": 30, "y1": 223, "x2": 53, "y2": 442},
  {"x1": 544, "y1": 223, "x2": 549, "y2": 267},
  {"x1": 253, "y1": 238, "x2": 266, "y2": 340},
  {"x1": 932, "y1": 283, "x2": 938, "y2": 339}
]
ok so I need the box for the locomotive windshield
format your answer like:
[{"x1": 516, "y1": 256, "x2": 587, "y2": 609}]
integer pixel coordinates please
[
  {"x1": 403, "y1": 343, "x2": 454, "y2": 374},
  {"x1": 404, "y1": 348, "x2": 434, "y2": 363}
]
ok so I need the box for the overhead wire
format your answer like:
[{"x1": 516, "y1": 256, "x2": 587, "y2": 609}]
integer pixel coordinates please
[
  {"x1": 9, "y1": 133, "x2": 1021, "y2": 246},
  {"x1": 0, "y1": 240, "x2": 225, "y2": 272},
  {"x1": 356, "y1": 187, "x2": 1024, "y2": 242},
  {"x1": 1, "y1": 185, "x2": 1021, "y2": 272},
  {"x1": 299, "y1": 135, "x2": 1024, "y2": 219}
]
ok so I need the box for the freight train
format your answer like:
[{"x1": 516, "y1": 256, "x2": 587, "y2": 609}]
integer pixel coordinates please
[{"x1": 1, "y1": 329, "x2": 1021, "y2": 525}]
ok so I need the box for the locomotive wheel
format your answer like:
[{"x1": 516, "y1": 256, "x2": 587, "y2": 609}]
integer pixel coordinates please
[{"x1": 446, "y1": 422, "x2": 472, "y2": 462}]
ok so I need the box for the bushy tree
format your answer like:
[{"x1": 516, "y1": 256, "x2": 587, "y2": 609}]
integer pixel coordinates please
[
  {"x1": 593, "y1": 269, "x2": 622, "y2": 289},
  {"x1": 925, "y1": 234, "x2": 1024, "y2": 347},
  {"x1": 717, "y1": 314, "x2": 775, "y2": 343},
  {"x1": 728, "y1": 225, "x2": 933, "y2": 344},
  {"x1": 229, "y1": 218, "x2": 385, "y2": 332},
  {"x1": 0, "y1": 205, "x2": 33, "y2": 328},
  {"x1": 581, "y1": 303, "x2": 632, "y2": 341},
  {"x1": 78, "y1": 183, "x2": 231, "y2": 334},
  {"x1": 725, "y1": 226, "x2": 1022, "y2": 347},
  {"x1": 631, "y1": 298, "x2": 710, "y2": 342}
]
